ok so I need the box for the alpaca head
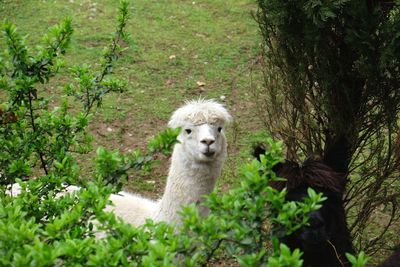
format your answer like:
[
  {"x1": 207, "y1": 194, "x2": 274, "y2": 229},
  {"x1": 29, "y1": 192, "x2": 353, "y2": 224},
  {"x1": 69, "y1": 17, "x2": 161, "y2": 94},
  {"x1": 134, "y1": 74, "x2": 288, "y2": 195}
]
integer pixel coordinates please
[
  {"x1": 271, "y1": 159, "x2": 353, "y2": 266},
  {"x1": 168, "y1": 99, "x2": 232, "y2": 163},
  {"x1": 281, "y1": 185, "x2": 343, "y2": 253}
]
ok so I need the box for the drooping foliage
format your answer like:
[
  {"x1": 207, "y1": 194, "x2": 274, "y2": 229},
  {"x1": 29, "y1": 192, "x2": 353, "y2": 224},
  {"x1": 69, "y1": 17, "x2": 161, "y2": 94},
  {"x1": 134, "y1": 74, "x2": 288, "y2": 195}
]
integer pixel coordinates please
[{"x1": 254, "y1": 0, "x2": 400, "y2": 255}]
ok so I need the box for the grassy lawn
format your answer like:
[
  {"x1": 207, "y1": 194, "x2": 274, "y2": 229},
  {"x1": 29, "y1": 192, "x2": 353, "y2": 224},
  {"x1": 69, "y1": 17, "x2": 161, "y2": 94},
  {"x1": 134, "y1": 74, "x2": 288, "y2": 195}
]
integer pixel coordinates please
[{"x1": 0, "y1": 0, "x2": 266, "y2": 197}]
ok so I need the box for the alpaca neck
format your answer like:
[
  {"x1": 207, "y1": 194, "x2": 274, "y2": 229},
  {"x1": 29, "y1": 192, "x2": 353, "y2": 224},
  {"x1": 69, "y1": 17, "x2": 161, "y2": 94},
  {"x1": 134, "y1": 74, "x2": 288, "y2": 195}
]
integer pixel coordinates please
[{"x1": 155, "y1": 144, "x2": 225, "y2": 224}]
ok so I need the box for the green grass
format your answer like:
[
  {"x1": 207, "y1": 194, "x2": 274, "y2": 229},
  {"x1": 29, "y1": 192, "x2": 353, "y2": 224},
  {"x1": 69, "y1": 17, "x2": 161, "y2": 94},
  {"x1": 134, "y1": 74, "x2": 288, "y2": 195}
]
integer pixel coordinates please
[{"x1": 0, "y1": 0, "x2": 264, "y2": 194}]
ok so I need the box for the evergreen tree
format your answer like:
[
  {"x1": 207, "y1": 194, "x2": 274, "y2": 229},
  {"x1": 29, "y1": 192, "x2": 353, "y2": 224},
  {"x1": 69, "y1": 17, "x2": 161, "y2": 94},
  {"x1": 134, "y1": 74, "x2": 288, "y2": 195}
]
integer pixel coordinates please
[{"x1": 255, "y1": 0, "x2": 400, "y2": 254}]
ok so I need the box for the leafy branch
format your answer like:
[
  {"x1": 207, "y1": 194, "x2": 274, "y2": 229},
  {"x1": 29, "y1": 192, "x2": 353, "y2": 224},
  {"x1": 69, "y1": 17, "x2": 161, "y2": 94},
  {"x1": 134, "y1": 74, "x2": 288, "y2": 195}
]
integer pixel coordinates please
[
  {"x1": 0, "y1": 1, "x2": 130, "y2": 183},
  {"x1": 66, "y1": 0, "x2": 130, "y2": 116},
  {"x1": 94, "y1": 127, "x2": 180, "y2": 191}
]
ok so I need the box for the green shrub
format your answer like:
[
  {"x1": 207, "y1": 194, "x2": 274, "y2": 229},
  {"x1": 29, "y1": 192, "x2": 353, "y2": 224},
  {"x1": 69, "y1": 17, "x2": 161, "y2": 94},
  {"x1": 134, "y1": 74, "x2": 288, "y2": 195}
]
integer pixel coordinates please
[{"x1": 1, "y1": 136, "x2": 328, "y2": 266}]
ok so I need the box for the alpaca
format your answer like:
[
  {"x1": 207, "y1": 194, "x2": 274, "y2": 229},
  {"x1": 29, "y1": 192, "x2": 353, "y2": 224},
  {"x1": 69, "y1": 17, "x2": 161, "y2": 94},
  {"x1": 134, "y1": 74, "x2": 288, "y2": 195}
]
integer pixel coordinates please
[
  {"x1": 8, "y1": 99, "x2": 232, "y2": 227},
  {"x1": 107, "y1": 99, "x2": 232, "y2": 226},
  {"x1": 253, "y1": 148, "x2": 354, "y2": 267}
]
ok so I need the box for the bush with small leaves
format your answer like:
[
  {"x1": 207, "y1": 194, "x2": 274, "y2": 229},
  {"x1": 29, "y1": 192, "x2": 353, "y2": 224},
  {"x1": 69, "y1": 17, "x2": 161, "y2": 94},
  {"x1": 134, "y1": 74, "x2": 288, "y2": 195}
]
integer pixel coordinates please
[{"x1": 1, "y1": 136, "x2": 366, "y2": 266}]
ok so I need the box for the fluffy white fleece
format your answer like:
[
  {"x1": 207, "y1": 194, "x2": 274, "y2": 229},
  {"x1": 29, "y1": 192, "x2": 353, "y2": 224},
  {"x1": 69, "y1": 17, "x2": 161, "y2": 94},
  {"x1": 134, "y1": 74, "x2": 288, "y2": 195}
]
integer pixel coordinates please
[{"x1": 108, "y1": 99, "x2": 232, "y2": 226}]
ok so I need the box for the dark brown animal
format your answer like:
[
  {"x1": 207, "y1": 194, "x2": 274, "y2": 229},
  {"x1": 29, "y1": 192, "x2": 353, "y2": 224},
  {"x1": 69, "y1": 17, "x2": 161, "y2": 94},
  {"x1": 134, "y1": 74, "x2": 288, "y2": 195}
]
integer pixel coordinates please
[{"x1": 254, "y1": 147, "x2": 354, "y2": 267}]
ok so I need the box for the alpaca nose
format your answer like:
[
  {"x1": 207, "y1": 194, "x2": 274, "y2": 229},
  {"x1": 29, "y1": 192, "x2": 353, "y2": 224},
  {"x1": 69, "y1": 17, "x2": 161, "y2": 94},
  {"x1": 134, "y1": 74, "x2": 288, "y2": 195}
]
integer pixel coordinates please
[{"x1": 201, "y1": 138, "x2": 215, "y2": 146}]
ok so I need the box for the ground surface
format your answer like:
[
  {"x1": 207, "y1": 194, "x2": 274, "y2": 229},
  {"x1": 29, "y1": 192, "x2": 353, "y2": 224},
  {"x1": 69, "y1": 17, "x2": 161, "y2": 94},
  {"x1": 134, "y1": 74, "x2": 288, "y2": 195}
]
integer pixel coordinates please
[{"x1": 0, "y1": 0, "x2": 265, "y2": 197}]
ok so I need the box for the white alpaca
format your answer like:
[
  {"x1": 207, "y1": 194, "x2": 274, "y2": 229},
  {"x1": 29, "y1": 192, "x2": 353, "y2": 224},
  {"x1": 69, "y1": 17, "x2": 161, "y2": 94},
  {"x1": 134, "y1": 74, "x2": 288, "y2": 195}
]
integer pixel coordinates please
[
  {"x1": 8, "y1": 99, "x2": 232, "y2": 227},
  {"x1": 108, "y1": 99, "x2": 232, "y2": 226}
]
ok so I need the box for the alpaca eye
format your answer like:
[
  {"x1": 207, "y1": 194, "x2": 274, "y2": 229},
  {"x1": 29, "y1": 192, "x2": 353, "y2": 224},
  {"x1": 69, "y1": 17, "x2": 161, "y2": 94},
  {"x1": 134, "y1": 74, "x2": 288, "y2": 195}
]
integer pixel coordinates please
[
  {"x1": 217, "y1": 127, "x2": 222, "y2": 132},
  {"x1": 185, "y1": 129, "x2": 192, "y2": 134}
]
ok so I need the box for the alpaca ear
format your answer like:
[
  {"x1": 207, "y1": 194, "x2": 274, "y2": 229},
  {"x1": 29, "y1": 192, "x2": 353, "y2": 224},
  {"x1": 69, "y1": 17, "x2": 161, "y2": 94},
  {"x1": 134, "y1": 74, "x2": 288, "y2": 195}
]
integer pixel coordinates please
[
  {"x1": 252, "y1": 144, "x2": 266, "y2": 161},
  {"x1": 216, "y1": 104, "x2": 233, "y2": 125},
  {"x1": 271, "y1": 162, "x2": 284, "y2": 173},
  {"x1": 252, "y1": 144, "x2": 284, "y2": 174},
  {"x1": 167, "y1": 118, "x2": 185, "y2": 129}
]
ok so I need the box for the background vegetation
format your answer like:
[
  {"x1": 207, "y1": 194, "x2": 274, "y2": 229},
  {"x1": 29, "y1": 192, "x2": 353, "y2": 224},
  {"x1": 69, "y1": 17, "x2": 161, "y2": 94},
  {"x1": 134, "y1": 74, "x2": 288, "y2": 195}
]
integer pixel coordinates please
[
  {"x1": 254, "y1": 0, "x2": 400, "y2": 260},
  {"x1": 0, "y1": 0, "x2": 262, "y2": 195},
  {"x1": 0, "y1": 0, "x2": 398, "y2": 265}
]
